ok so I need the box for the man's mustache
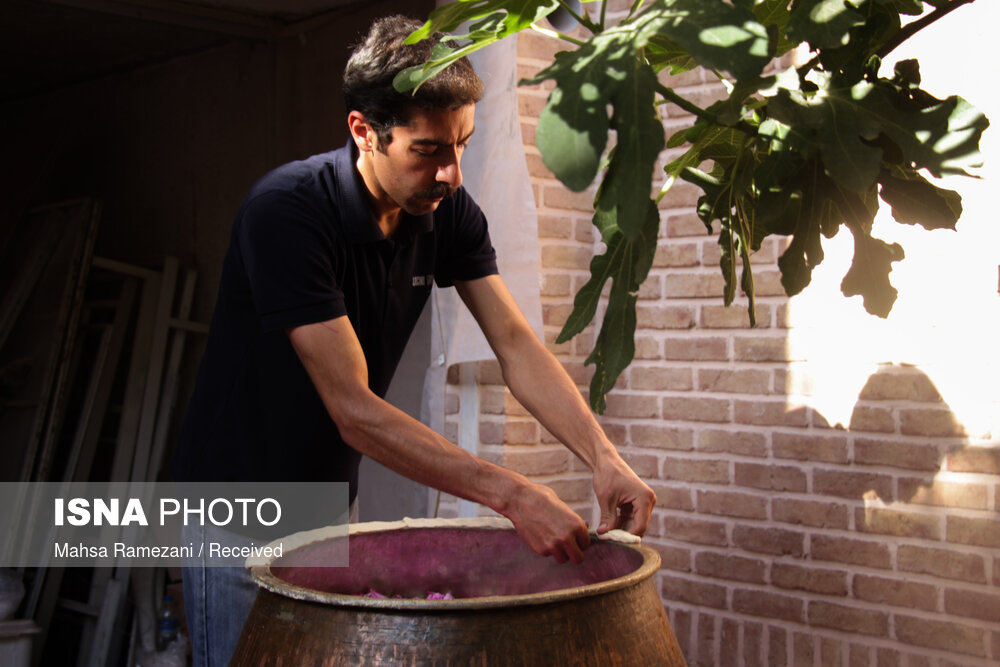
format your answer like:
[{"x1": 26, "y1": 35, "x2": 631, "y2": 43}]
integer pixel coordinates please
[{"x1": 415, "y1": 184, "x2": 456, "y2": 199}]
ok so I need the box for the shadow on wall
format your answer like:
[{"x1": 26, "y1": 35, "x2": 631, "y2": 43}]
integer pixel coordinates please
[{"x1": 812, "y1": 364, "x2": 998, "y2": 660}]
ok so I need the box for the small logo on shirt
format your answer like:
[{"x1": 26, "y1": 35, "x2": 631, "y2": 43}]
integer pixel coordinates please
[{"x1": 412, "y1": 274, "x2": 433, "y2": 287}]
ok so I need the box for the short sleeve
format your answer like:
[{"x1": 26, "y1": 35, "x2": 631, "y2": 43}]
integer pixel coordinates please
[
  {"x1": 434, "y1": 187, "x2": 499, "y2": 287},
  {"x1": 236, "y1": 187, "x2": 347, "y2": 332}
]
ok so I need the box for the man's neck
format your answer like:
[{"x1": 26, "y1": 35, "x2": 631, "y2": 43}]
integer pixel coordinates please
[{"x1": 356, "y1": 152, "x2": 402, "y2": 238}]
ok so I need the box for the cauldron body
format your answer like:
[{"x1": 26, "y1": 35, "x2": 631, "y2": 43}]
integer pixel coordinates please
[{"x1": 232, "y1": 518, "x2": 686, "y2": 666}]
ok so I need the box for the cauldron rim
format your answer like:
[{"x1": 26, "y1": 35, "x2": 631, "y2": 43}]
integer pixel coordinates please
[{"x1": 247, "y1": 517, "x2": 661, "y2": 611}]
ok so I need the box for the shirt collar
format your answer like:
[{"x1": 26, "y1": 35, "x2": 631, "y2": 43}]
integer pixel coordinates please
[{"x1": 333, "y1": 139, "x2": 434, "y2": 245}]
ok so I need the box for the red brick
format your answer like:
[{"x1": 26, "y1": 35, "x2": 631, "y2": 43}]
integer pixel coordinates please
[
  {"x1": 697, "y1": 490, "x2": 767, "y2": 520},
  {"x1": 663, "y1": 336, "x2": 729, "y2": 361},
  {"x1": 945, "y1": 588, "x2": 1000, "y2": 623},
  {"x1": 855, "y1": 507, "x2": 942, "y2": 540},
  {"x1": 698, "y1": 368, "x2": 771, "y2": 394},
  {"x1": 602, "y1": 393, "x2": 660, "y2": 419},
  {"x1": 946, "y1": 446, "x2": 1000, "y2": 474},
  {"x1": 501, "y1": 419, "x2": 540, "y2": 444},
  {"x1": 820, "y1": 638, "x2": 843, "y2": 666},
  {"x1": 768, "y1": 625, "x2": 788, "y2": 666},
  {"x1": 772, "y1": 432, "x2": 848, "y2": 464},
  {"x1": 647, "y1": 540, "x2": 692, "y2": 572},
  {"x1": 875, "y1": 647, "x2": 900, "y2": 667},
  {"x1": 541, "y1": 184, "x2": 595, "y2": 211},
  {"x1": 947, "y1": 516, "x2": 1000, "y2": 548},
  {"x1": 662, "y1": 457, "x2": 730, "y2": 484},
  {"x1": 721, "y1": 618, "x2": 740, "y2": 667},
  {"x1": 660, "y1": 574, "x2": 728, "y2": 609},
  {"x1": 849, "y1": 644, "x2": 872, "y2": 667},
  {"x1": 772, "y1": 498, "x2": 850, "y2": 529},
  {"x1": 540, "y1": 243, "x2": 592, "y2": 271},
  {"x1": 631, "y1": 424, "x2": 694, "y2": 450},
  {"x1": 665, "y1": 211, "x2": 712, "y2": 238},
  {"x1": 858, "y1": 369, "x2": 943, "y2": 402},
  {"x1": 546, "y1": 477, "x2": 594, "y2": 503},
  {"x1": 479, "y1": 420, "x2": 503, "y2": 444},
  {"x1": 813, "y1": 468, "x2": 893, "y2": 501},
  {"x1": 853, "y1": 574, "x2": 937, "y2": 611},
  {"x1": 619, "y1": 451, "x2": 659, "y2": 478},
  {"x1": 898, "y1": 544, "x2": 986, "y2": 583},
  {"x1": 744, "y1": 623, "x2": 764, "y2": 667},
  {"x1": 669, "y1": 608, "x2": 692, "y2": 660},
  {"x1": 733, "y1": 590, "x2": 804, "y2": 623},
  {"x1": 733, "y1": 336, "x2": 787, "y2": 362},
  {"x1": 848, "y1": 406, "x2": 896, "y2": 433},
  {"x1": 664, "y1": 272, "x2": 727, "y2": 298},
  {"x1": 854, "y1": 438, "x2": 944, "y2": 471},
  {"x1": 811, "y1": 536, "x2": 891, "y2": 569},
  {"x1": 649, "y1": 483, "x2": 695, "y2": 512},
  {"x1": 697, "y1": 429, "x2": 767, "y2": 457},
  {"x1": 662, "y1": 514, "x2": 728, "y2": 546},
  {"x1": 772, "y1": 564, "x2": 847, "y2": 596},
  {"x1": 793, "y1": 632, "x2": 814, "y2": 666},
  {"x1": 633, "y1": 335, "x2": 662, "y2": 360},
  {"x1": 696, "y1": 611, "x2": 719, "y2": 666},
  {"x1": 735, "y1": 463, "x2": 807, "y2": 492},
  {"x1": 653, "y1": 241, "x2": 700, "y2": 268},
  {"x1": 517, "y1": 29, "x2": 566, "y2": 62},
  {"x1": 733, "y1": 525, "x2": 805, "y2": 557},
  {"x1": 658, "y1": 180, "x2": 703, "y2": 210},
  {"x1": 503, "y1": 447, "x2": 568, "y2": 474},
  {"x1": 748, "y1": 271, "x2": 785, "y2": 297},
  {"x1": 894, "y1": 615, "x2": 987, "y2": 657},
  {"x1": 808, "y1": 601, "x2": 889, "y2": 637},
  {"x1": 636, "y1": 304, "x2": 696, "y2": 329},
  {"x1": 734, "y1": 400, "x2": 809, "y2": 427},
  {"x1": 899, "y1": 408, "x2": 967, "y2": 437},
  {"x1": 695, "y1": 551, "x2": 767, "y2": 584},
  {"x1": 701, "y1": 304, "x2": 771, "y2": 329},
  {"x1": 536, "y1": 214, "x2": 573, "y2": 239},
  {"x1": 629, "y1": 365, "x2": 694, "y2": 391},
  {"x1": 662, "y1": 396, "x2": 731, "y2": 423}
]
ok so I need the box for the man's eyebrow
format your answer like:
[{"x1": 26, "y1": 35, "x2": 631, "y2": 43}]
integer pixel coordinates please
[{"x1": 412, "y1": 128, "x2": 476, "y2": 147}]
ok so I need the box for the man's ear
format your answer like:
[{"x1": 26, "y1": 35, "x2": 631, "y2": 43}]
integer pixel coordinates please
[{"x1": 347, "y1": 111, "x2": 375, "y2": 153}]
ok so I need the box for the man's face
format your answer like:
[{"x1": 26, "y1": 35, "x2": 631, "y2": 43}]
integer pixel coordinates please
[{"x1": 364, "y1": 104, "x2": 476, "y2": 217}]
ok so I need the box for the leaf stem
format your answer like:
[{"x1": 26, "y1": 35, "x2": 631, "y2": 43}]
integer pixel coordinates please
[
  {"x1": 875, "y1": 0, "x2": 977, "y2": 58},
  {"x1": 599, "y1": 0, "x2": 608, "y2": 30},
  {"x1": 626, "y1": 0, "x2": 646, "y2": 20},
  {"x1": 655, "y1": 83, "x2": 758, "y2": 135},
  {"x1": 528, "y1": 23, "x2": 586, "y2": 46}
]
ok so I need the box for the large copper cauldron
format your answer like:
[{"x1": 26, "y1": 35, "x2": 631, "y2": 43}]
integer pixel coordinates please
[{"x1": 232, "y1": 517, "x2": 686, "y2": 665}]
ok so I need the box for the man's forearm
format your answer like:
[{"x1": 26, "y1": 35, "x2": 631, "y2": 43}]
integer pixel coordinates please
[{"x1": 495, "y1": 330, "x2": 618, "y2": 471}]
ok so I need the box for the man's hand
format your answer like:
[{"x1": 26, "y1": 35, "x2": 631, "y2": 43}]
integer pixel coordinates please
[
  {"x1": 504, "y1": 482, "x2": 590, "y2": 564},
  {"x1": 593, "y1": 458, "x2": 657, "y2": 536}
]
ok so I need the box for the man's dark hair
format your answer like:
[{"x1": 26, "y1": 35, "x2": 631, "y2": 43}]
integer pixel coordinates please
[{"x1": 343, "y1": 15, "x2": 483, "y2": 150}]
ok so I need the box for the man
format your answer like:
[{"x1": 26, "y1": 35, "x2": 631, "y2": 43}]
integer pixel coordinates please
[{"x1": 172, "y1": 14, "x2": 656, "y2": 666}]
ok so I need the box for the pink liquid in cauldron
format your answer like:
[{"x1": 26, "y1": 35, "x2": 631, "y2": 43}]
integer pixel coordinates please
[{"x1": 268, "y1": 527, "x2": 644, "y2": 600}]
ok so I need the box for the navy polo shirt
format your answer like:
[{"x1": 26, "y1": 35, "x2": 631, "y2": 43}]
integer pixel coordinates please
[{"x1": 171, "y1": 141, "x2": 498, "y2": 498}]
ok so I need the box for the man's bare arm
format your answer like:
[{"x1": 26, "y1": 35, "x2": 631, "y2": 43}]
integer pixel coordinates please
[
  {"x1": 287, "y1": 316, "x2": 590, "y2": 562},
  {"x1": 455, "y1": 274, "x2": 656, "y2": 535}
]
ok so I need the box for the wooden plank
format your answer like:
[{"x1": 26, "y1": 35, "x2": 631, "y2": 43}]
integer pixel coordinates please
[
  {"x1": 19, "y1": 198, "x2": 102, "y2": 484},
  {"x1": 0, "y1": 198, "x2": 102, "y2": 485},
  {"x1": 108, "y1": 274, "x2": 161, "y2": 483},
  {"x1": 69, "y1": 279, "x2": 138, "y2": 483},
  {"x1": 146, "y1": 266, "x2": 197, "y2": 481},
  {"x1": 128, "y1": 257, "x2": 178, "y2": 484}
]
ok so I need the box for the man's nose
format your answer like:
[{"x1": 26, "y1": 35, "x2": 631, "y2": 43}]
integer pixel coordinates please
[{"x1": 436, "y1": 153, "x2": 463, "y2": 189}]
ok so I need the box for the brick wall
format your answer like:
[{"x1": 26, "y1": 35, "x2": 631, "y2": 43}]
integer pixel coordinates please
[{"x1": 440, "y1": 3, "x2": 1000, "y2": 665}]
